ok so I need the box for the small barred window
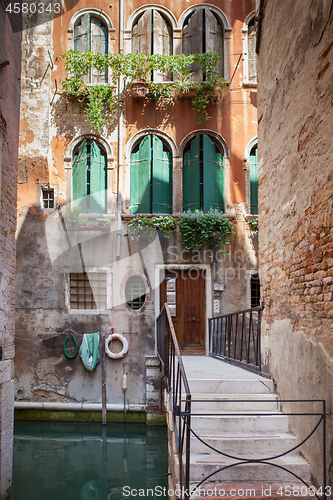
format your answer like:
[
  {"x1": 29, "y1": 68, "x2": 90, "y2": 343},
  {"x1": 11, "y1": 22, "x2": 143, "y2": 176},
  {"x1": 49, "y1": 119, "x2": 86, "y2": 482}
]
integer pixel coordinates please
[
  {"x1": 251, "y1": 274, "x2": 260, "y2": 308},
  {"x1": 42, "y1": 188, "x2": 54, "y2": 209},
  {"x1": 70, "y1": 273, "x2": 107, "y2": 309}
]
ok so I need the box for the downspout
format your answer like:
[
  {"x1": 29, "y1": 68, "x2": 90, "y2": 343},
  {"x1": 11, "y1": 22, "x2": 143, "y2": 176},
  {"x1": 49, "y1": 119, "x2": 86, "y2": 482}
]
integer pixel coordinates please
[{"x1": 116, "y1": 0, "x2": 125, "y2": 259}]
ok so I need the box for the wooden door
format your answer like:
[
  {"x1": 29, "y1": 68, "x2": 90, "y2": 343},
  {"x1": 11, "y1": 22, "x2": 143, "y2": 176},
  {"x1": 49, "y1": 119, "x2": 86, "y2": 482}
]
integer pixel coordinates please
[{"x1": 160, "y1": 269, "x2": 205, "y2": 352}]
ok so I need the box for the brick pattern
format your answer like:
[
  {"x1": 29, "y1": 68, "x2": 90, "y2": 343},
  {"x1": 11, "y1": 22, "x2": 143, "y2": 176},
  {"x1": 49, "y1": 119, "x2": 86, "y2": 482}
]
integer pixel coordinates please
[
  {"x1": 0, "y1": 124, "x2": 17, "y2": 354},
  {"x1": 260, "y1": 172, "x2": 333, "y2": 355}
]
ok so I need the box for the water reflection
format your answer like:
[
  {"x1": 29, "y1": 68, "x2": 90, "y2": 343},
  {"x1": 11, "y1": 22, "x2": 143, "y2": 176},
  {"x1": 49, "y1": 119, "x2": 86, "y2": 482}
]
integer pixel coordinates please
[{"x1": 11, "y1": 421, "x2": 168, "y2": 500}]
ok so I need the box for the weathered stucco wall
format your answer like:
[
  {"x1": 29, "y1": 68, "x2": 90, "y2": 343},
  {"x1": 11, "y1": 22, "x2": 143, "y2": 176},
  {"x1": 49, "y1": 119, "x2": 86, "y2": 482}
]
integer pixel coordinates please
[
  {"x1": 16, "y1": 0, "x2": 258, "y2": 415},
  {"x1": 0, "y1": 4, "x2": 21, "y2": 497},
  {"x1": 258, "y1": 0, "x2": 333, "y2": 488}
]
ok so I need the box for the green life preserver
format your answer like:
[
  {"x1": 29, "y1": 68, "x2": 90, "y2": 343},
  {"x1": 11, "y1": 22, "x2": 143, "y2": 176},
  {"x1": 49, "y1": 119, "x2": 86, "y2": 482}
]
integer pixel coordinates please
[{"x1": 64, "y1": 333, "x2": 78, "y2": 359}]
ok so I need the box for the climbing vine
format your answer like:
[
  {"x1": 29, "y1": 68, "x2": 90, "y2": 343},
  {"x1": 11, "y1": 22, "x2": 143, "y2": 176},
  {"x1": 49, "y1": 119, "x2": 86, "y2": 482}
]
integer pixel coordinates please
[{"x1": 61, "y1": 51, "x2": 227, "y2": 132}]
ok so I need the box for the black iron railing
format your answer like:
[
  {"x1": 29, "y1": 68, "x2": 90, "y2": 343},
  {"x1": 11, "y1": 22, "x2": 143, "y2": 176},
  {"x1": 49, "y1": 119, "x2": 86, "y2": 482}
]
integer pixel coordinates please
[
  {"x1": 182, "y1": 398, "x2": 327, "y2": 500},
  {"x1": 209, "y1": 306, "x2": 262, "y2": 372},
  {"x1": 158, "y1": 305, "x2": 327, "y2": 500},
  {"x1": 156, "y1": 304, "x2": 191, "y2": 500}
]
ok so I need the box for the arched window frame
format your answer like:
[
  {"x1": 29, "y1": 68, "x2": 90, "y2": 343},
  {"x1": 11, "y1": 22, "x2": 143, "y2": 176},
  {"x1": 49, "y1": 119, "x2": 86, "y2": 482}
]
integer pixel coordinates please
[
  {"x1": 125, "y1": 6, "x2": 177, "y2": 57},
  {"x1": 64, "y1": 135, "x2": 115, "y2": 214},
  {"x1": 243, "y1": 136, "x2": 258, "y2": 215},
  {"x1": 180, "y1": 130, "x2": 231, "y2": 213},
  {"x1": 126, "y1": 130, "x2": 174, "y2": 215},
  {"x1": 242, "y1": 11, "x2": 257, "y2": 87},
  {"x1": 67, "y1": 9, "x2": 116, "y2": 84},
  {"x1": 125, "y1": 130, "x2": 177, "y2": 215},
  {"x1": 178, "y1": 4, "x2": 231, "y2": 82}
]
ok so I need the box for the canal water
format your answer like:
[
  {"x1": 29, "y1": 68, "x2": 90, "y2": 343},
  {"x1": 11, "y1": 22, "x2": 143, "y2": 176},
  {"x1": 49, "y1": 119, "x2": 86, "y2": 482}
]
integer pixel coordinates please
[{"x1": 11, "y1": 421, "x2": 169, "y2": 500}]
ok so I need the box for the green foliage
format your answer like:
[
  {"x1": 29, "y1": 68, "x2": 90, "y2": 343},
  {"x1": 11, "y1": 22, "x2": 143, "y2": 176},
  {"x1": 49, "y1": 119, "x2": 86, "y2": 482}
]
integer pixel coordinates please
[
  {"x1": 178, "y1": 209, "x2": 233, "y2": 251},
  {"x1": 127, "y1": 214, "x2": 176, "y2": 242},
  {"x1": 60, "y1": 51, "x2": 227, "y2": 131}
]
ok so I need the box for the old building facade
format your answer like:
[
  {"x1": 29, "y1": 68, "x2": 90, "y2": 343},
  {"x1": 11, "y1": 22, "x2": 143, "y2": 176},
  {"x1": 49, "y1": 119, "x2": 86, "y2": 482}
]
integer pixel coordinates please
[
  {"x1": 16, "y1": 0, "x2": 258, "y2": 417},
  {"x1": 258, "y1": 0, "x2": 333, "y2": 488},
  {"x1": 0, "y1": 1, "x2": 21, "y2": 497}
]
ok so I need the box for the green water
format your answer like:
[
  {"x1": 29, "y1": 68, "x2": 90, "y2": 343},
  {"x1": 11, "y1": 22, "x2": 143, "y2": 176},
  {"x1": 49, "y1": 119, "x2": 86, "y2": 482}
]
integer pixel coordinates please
[{"x1": 11, "y1": 422, "x2": 169, "y2": 500}]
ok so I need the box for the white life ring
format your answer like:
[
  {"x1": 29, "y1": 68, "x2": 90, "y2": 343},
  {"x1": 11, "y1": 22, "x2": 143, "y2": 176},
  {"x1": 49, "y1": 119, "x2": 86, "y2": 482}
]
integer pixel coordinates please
[{"x1": 105, "y1": 333, "x2": 129, "y2": 360}]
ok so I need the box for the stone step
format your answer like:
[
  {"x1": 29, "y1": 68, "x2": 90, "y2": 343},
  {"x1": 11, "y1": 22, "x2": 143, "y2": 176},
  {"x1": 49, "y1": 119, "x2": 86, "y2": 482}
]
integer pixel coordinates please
[
  {"x1": 189, "y1": 394, "x2": 280, "y2": 412},
  {"x1": 186, "y1": 454, "x2": 310, "y2": 483},
  {"x1": 184, "y1": 482, "x2": 314, "y2": 500},
  {"x1": 189, "y1": 432, "x2": 299, "y2": 456},
  {"x1": 190, "y1": 414, "x2": 290, "y2": 434},
  {"x1": 187, "y1": 378, "x2": 274, "y2": 395}
]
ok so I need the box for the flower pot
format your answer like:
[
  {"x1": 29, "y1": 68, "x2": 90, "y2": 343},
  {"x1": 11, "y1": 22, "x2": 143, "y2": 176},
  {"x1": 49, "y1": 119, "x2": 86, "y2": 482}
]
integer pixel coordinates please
[{"x1": 132, "y1": 82, "x2": 147, "y2": 101}]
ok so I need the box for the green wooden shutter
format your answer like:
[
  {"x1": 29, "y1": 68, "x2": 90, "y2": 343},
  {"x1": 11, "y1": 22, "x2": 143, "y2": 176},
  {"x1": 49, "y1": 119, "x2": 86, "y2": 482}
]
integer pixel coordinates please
[
  {"x1": 90, "y1": 141, "x2": 107, "y2": 214},
  {"x1": 73, "y1": 140, "x2": 88, "y2": 212},
  {"x1": 152, "y1": 135, "x2": 172, "y2": 214},
  {"x1": 130, "y1": 135, "x2": 151, "y2": 214},
  {"x1": 183, "y1": 136, "x2": 200, "y2": 211},
  {"x1": 203, "y1": 135, "x2": 224, "y2": 212},
  {"x1": 249, "y1": 146, "x2": 258, "y2": 214}
]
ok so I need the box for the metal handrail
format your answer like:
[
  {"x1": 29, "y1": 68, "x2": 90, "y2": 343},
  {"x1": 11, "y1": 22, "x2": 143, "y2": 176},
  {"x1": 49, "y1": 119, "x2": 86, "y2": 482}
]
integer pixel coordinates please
[
  {"x1": 209, "y1": 306, "x2": 262, "y2": 372},
  {"x1": 157, "y1": 304, "x2": 191, "y2": 500}
]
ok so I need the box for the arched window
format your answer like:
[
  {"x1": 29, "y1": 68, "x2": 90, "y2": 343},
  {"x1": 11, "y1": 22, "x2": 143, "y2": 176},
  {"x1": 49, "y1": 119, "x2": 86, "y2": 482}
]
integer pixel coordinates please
[
  {"x1": 130, "y1": 135, "x2": 172, "y2": 214},
  {"x1": 74, "y1": 14, "x2": 108, "y2": 83},
  {"x1": 72, "y1": 139, "x2": 107, "y2": 213},
  {"x1": 132, "y1": 9, "x2": 172, "y2": 81},
  {"x1": 243, "y1": 14, "x2": 257, "y2": 84},
  {"x1": 249, "y1": 144, "x2": 258, "y2": 214},
  {"x1": 183, "y1": 134, "x2": 224, "y2": 212},
  {"x1": 182, "y1": 8, "x2": 224, "y2": 79}
]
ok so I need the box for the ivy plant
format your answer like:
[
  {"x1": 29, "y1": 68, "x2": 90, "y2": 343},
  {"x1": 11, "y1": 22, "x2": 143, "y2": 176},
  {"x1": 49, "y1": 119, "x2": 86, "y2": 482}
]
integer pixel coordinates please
[
  {"x1": 178, "y1": 209, "x2": 233, "y2": 251},
  {"x1": 127, "y1": 214, "x2": 177, "y2": 242},
  {"x1": 60, "y1": 51, "x2": 227, "y2": 131}
]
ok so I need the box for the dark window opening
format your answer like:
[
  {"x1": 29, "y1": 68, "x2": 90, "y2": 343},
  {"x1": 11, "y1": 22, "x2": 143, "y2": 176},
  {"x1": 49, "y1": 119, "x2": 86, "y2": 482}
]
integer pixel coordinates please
[
  {"x1": 251, "y1": 274, "x2": 260, "y2": 308},
  {"x1": 42, "y1": 188, "x2": 54, "y2": 209},
  {"x1": 70, "y1": 272, "x2": 107, "y2": 310},
  {"x1": 125, "y1": 275, "x2": 146, "y2": 310}
]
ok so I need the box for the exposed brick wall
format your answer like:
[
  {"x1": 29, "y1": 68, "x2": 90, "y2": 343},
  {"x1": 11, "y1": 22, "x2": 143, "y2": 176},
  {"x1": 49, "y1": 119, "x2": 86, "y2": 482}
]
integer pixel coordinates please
[
  {"x1": 258, "y1": 0, "x2": 333, "y2": 488},
  {"x1": 0, "y1": 7, "x2": 21, "y2": 497},
  {"x1": 261, "y1": 174, "x2": 333, "y2": 355}
]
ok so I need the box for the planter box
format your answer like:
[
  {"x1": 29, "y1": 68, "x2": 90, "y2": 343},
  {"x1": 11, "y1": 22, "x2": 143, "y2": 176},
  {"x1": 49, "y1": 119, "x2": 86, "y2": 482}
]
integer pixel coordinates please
[
  {"x1": 178, "y1": 89, "x2": 196, "y2": 101},
  {"x1": 132, "y1": 82, "x2": 148, "y2": 101}
]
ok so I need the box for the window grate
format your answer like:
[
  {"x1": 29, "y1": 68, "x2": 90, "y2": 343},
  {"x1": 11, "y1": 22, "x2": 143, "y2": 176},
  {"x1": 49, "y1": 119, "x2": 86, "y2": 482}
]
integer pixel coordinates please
[
  {"x1": 70, "y1": 273, "x2": 107, "y2": 309},
  {"x1": 251, "y1": 274, "x2": 260, "y2": 308},
  {"x1": 125, "y1": 276, "x2": 146, "y2": 310},
  {"x1": 42, "y1": 188, "x2": 54, "y2": 209}
]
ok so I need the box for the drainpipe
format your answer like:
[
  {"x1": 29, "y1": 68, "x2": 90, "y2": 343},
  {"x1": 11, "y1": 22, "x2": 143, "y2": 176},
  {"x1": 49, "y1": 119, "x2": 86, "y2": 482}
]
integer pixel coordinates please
[{"x1": 116, "y1": 0, "x2": 125, "y2": 259}]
